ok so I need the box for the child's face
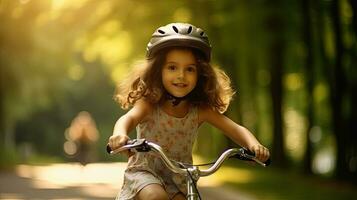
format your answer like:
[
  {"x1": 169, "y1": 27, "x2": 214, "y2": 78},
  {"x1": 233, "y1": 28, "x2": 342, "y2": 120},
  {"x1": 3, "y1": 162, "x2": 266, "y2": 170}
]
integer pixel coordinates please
[{"x1": 161, "y1": 49, "x2": 198, "y2": 98}]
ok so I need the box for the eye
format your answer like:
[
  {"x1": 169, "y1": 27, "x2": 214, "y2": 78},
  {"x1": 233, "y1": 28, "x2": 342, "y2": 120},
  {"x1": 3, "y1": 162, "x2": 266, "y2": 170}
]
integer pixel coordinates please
[
  {"x1": 186, "y1": 66, "x2": 197, "y2": 73},
  {"x1": 167, "y1": 65, "x2": 176, "y2": 71}
]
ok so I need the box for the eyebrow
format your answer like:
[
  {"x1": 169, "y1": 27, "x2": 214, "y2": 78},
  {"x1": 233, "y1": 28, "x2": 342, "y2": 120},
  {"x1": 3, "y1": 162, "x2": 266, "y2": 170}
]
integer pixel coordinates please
[{"x1": 165, "y1": 61, "x2": 197, "y2": 66}]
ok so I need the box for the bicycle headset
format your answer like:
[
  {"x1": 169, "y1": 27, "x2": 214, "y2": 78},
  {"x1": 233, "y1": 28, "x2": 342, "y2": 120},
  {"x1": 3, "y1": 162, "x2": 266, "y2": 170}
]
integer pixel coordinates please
[{"x1": 146, "y1": 22, "x2": 212, "y2": 62}]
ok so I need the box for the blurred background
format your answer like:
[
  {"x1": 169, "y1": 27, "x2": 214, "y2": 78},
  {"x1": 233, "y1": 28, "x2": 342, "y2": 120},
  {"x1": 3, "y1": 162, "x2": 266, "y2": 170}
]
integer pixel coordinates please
[{"x1": 1, "y1": 0, "x2": 356, "y2": 199}]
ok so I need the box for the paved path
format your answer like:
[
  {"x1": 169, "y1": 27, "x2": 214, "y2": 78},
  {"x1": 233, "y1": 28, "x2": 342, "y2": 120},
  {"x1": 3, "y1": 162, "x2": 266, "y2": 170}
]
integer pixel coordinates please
[{"x1": 0, "y1": 163, "x2": 255, "y2": 200}]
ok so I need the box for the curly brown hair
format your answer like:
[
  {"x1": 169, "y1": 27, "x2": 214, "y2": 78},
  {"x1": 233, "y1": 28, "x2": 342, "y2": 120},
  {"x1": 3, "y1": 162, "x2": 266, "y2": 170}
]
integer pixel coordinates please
[{"x1": 114, "y1": 47, "x2": 235, "y2": 113}]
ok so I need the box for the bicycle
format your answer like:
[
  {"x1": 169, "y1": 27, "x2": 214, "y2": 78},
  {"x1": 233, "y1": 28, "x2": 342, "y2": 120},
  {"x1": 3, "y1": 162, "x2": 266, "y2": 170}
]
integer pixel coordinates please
[{"x1": 106, "y1": 138, "x2": 270, "y2": 200}]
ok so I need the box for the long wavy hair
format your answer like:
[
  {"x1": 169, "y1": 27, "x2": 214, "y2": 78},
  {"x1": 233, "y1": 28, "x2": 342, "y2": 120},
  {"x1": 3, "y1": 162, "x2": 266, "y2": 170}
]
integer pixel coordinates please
[{"x1": 114, "y1": 47, "x2": 235, "y2": 113}]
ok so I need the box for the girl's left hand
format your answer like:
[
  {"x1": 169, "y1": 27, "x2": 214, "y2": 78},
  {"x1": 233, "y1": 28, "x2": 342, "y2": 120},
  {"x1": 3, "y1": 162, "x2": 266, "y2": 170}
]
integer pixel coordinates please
[{"x1": 249, "y1": 145, "x2": 270, "y2": 162}]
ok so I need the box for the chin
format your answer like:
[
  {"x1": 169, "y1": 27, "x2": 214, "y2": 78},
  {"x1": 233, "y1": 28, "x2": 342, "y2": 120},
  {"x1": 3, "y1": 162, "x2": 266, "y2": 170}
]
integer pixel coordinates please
[{"x1": 172, "y1": 95, "x2": 185, "y2": 98}]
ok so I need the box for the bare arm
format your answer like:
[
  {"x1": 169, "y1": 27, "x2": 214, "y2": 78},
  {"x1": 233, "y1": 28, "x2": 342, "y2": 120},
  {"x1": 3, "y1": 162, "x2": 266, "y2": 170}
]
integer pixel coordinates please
[
  {"x1": 109, "y1": 100, "x2": 153, "y2": 150},
  {"x1": 199, "y1": 106, "x2": 270, "y2": 162}
]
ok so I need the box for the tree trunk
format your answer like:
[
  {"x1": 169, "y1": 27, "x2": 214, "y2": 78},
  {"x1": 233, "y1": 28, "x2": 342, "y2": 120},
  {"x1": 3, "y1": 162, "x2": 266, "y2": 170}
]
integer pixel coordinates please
[
  {"x1": 330, "y1": 0, "x2": 349, "y2": 180},
  {"x1": 266, "y1": 0, "x2": 287, "y2": 168},
  {"x1": 346, "y1": 0, "x2": 357, "y2": 183},
  {"x1": 302, "y1": 0, "x2": 314, "y2": 175}
]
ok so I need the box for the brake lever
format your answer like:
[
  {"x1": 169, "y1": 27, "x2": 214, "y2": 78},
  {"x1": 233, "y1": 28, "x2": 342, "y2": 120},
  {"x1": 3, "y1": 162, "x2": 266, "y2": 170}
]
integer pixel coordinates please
[{"x1": 233, "y1": 148, "x2": 271, "y2": 167}]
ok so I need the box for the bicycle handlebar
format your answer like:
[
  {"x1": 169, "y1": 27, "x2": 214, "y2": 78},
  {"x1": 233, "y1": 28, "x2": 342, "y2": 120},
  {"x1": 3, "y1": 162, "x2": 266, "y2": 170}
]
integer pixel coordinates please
[{"x1": 106, "y1": 139, "x2": 270, "y2": 177}]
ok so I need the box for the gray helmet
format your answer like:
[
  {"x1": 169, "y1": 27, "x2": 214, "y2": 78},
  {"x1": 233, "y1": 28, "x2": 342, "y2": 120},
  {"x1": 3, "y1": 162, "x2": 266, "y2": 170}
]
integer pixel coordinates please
[{"x1": 146, "y1": 22, "x2": 211, "y2": 61}]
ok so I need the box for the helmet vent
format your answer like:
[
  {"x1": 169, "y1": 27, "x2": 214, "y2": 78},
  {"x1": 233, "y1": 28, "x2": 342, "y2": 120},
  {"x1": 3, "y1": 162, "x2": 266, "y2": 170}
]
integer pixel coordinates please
[
  {"x1": 187, "y1": 26, "x2": 192, "y2": 34},
  {"x1": 172, "y1": 26, "x2": 179, "y2": 33},
  {"x1": 147, "y1": 23, "x2": 211, "y2": 60}
]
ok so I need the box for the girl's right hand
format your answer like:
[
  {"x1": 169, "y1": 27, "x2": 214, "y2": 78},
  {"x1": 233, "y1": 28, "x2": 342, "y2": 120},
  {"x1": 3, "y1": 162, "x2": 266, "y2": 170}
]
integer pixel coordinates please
[{"x1": 108, "y1": 134, "x2": 130, "y2": 150}]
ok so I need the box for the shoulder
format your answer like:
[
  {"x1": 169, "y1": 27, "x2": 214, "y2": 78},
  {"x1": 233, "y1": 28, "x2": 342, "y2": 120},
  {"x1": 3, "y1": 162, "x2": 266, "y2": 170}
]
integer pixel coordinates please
[
  {"x1": 134, "y1": 99, "x2": 154, "y2": 110},
  {"x1": 126, "y1": 99, "x2": 155, "y2": 122},
  {"x1": 135, "y1": 99, "x2": 155, "y2": 115},
  {"x1": 198, "y1": 104, "x2": 221, "y2": 124},
  {"x1": 198, "y1": 104, "x2": 239, "y2": 134}
]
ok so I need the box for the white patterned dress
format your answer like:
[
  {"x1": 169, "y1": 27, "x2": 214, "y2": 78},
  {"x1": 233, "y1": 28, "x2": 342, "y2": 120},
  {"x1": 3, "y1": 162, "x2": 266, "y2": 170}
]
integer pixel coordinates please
[{"x1": 117, "y1": 105, "x2": 199, "y2": 200}]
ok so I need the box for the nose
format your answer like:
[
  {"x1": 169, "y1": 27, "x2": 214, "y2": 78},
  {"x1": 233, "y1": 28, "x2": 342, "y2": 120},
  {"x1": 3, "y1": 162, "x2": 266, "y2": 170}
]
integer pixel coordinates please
[{"x1": 177, "y1": 69, "x2": 185, "y2": 79}]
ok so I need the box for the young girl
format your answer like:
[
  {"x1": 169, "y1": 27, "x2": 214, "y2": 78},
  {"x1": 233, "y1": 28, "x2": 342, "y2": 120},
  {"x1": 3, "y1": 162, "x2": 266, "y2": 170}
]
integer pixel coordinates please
[{"x1": 108, "y1": 22, "x2": 270, "y2": 200}]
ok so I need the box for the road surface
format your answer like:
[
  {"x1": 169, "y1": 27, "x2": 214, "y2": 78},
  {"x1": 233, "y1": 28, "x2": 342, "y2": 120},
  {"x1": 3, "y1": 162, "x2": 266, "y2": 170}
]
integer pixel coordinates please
[{"x1": 0, "y1": 163, "x2": 256, "y2": 200}]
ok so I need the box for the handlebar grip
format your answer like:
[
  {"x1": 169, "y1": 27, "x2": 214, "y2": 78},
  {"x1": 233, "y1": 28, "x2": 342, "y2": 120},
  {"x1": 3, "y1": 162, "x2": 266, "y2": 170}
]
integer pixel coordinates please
[
  {"x1": 106, "y1": 139, "x2": 136, "y2": 154},
  {"x1": 106, "y1": 144, "x2": 112, "y2": 154},
  {"x1": 106, "y1": 139, "x2": 149, "y2": 155}
]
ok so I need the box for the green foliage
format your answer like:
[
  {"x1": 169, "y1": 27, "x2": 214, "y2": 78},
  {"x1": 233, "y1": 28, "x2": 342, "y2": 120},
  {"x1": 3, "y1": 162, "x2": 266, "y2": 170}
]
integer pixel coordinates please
[
  {"x1": 0, "y1": 147, "x2": 19, "y2": 171},
  {"x1": 1, "y1": 0, "x2": 356, "y2": 184}
]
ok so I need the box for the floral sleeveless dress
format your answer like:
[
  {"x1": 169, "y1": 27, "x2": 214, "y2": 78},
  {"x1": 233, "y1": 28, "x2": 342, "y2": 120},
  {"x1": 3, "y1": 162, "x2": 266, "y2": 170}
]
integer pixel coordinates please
[{"x1": 117, "y1": 105, "x2": 199, "y2": 200}]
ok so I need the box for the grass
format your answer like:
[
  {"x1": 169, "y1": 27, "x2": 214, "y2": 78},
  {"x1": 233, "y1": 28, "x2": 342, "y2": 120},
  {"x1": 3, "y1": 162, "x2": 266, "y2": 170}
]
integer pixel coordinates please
[
  {"x1": 24, "y1": 154, "x2": 64, "y2": 165},
  {"x1": 0, "y1": 150, "x2": 63, "y2": 171},
  {"x1": 193, "y1": 155, "x2": 357, "y2": 200},
  {"x1": 212, "y1": 164, "x2": 356, "y2": 199},
  {"x1": 0, "y1": 148, "x2": 19, "y2": 171}
]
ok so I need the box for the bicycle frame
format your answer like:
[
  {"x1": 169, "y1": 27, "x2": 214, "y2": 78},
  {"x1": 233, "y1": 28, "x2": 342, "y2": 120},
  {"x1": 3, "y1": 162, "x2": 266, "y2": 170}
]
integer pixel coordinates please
[{"x1": 107, "y1": 139, "x2": 269, "y2": 200}]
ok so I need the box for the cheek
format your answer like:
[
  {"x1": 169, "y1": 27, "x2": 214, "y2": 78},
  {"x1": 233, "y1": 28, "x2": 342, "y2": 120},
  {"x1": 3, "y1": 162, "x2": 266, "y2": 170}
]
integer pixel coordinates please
[
  {"x1": 161, "y1": 71, "x2": 170, "y2": 88},
  {"x1": 189, "y1": 74, "x2": 198, "y2": 89},
  {"x1": 191, "y1": 73, "x2": 198, "y2": 84}
]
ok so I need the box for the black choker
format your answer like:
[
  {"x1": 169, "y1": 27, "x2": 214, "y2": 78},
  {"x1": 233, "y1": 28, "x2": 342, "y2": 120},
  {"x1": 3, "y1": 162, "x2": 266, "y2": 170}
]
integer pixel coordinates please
[{"x1": 165, "y1": 92, "x2": 186, "y2": 106}]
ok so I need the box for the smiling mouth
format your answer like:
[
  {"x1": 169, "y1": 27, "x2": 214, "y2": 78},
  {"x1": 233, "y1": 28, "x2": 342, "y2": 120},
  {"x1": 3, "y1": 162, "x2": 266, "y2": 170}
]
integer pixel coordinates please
[{"x1": 173, "y1": 83, "x2": 187, "y2": 87}]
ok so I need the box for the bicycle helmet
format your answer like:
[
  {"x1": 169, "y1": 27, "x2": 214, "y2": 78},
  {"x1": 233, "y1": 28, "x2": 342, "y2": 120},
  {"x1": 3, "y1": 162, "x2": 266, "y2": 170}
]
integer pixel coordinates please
[{"x1": 146, "y1": 22, "x2": 211, "y2": 61}]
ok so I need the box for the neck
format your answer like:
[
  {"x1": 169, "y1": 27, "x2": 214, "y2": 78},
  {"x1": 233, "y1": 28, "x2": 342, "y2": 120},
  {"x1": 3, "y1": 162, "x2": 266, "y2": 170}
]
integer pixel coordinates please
[{"x1": 161, "y1": 100, "x2": 190, "y2": 118}]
